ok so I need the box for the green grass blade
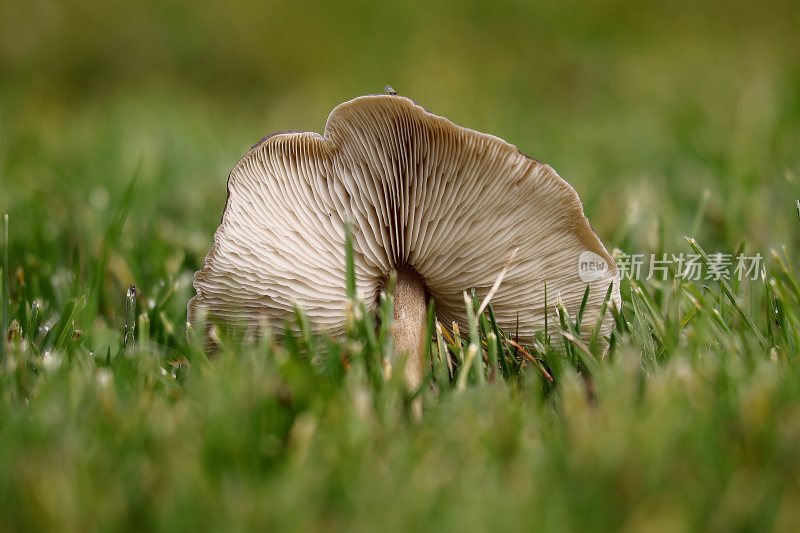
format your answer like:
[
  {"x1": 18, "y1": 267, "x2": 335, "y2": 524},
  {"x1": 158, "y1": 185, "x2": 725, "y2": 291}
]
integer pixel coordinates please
[
  {"x1": 771, "y1": 248, "x2": 800, "y2": 303},
  {"x1": 556, "y1": 300, "x2": 575, "y2": 361},
  {"x1": 1, "y1": 213, "x2": 7, "y2": 363},
  {"x1": 487, "y1": 304, "x2": 512, "y2": 378},
  {"x1": 762, "y1": 269, "x2": 777, "y2": 348},
  {"x1": 54, "y1": 296, "x2": 87, "y2": 352},
  {"x1": 435, "y1": 321, "x2": 452, "y2": 382},
  {"x1": 628, "y1": 281, "x2": 666, "y2": 349},
  {"x1": 424, "y1": 297, "x2": 436, "y2": 379},
  {"x1": 455, "y1": 343, "x2": 478, "y2": 391},
  {"x1": 378, "y1": 288, "x2": 395, "y2": 372},
  {"x1": 629, "y1": 288, "x2": 658, "y2": 368},
  {"x1": 486, "y1": 332, "x2": 499, "y2": 381},
  {"x1": 88, "y1": 170, "x2": 139, "y2": 322},
  {"x1": 463, "y1": 290, "x2": 484, "y2": 385},
  {"x1": 543, "y1": 279, "x2": 549, "y2": 347},
  {"x1": 590, "y1": 281, "x2": 615, "y2": 353},
  {"x1": 124, "y1": 285, "x2": 137, "y2": 351},
  {"x1": 686, "y1": 237, "x2": 767, "y2": 349},
  {"x1": 576, "y1": 284, "x2": 590, "y2": 332},
  {"x1": 344, "y1": 223, "x2": 356, "y2": 301},
  {"x1": 451, "y1": 322, "x2": 464, "y2": 366},
  {"x1": 557, "y1": 299, "x2": 600, "y2": 377}
]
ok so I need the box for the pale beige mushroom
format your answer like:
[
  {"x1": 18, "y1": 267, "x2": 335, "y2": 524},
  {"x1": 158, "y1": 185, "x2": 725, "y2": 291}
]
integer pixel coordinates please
[{"x1": 189, "y1": 94, "x2": 620, "y2": 390}]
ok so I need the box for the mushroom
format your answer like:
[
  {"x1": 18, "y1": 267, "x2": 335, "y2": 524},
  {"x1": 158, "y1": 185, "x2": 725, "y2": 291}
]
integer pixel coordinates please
[{"x1": 189, "y1": 94, "x2": 620, "y2": 390}]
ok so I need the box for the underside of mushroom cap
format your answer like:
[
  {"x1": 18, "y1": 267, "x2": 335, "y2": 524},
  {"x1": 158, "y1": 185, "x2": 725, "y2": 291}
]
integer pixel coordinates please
[{"x1": 189, "y1": 95, "x2": 621, "y2": 342}]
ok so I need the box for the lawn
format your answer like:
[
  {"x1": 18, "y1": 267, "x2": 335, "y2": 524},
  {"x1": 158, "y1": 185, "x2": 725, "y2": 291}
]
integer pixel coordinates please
[{"x1": 1, "y1": 1, "x2": 800, "y2": 531}]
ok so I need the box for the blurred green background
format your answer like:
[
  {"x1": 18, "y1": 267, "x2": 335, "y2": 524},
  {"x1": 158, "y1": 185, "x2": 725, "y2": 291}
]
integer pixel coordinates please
[{"x1": 2, "y1": 0, "x2": 798, "y2": 271}]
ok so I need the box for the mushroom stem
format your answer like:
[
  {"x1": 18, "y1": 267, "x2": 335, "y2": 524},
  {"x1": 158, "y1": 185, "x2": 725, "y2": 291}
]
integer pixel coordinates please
[{"x1": 392, "y1": 267, "x2": 427, "y2": 393}]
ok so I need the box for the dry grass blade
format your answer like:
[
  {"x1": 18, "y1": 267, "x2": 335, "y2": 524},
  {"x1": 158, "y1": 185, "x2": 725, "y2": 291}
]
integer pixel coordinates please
[
  {"x1": 559, "y1": 331, "x2": 600, "y2": 376},
  {"x1": 476, "y1": 247, "x2": 519, "y2": 316},
  {"x1": 506, "y1": 338, "x2": 554, "y2": 382}
]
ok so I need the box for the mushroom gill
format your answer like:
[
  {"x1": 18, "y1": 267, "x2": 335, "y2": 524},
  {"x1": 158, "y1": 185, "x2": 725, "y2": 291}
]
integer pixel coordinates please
[{"x1": 189, "y1": 94, "x2": 621, "y2": 390}]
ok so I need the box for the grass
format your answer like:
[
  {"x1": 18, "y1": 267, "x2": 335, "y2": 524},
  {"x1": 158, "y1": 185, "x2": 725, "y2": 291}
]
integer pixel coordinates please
[
  {"x1": 2, "y1": 0, "x2": 800, "y2": 531},
  {"x1": 2, "y1": 190, "x2": 800, "y2": 533}
]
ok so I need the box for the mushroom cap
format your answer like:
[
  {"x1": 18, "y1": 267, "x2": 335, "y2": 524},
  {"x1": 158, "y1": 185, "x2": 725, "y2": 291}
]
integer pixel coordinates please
[{"x1": 189, "y1": 95, "x2": 620, "y2": 341}]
